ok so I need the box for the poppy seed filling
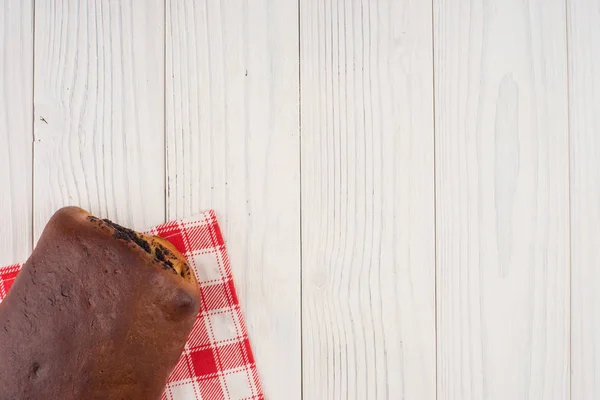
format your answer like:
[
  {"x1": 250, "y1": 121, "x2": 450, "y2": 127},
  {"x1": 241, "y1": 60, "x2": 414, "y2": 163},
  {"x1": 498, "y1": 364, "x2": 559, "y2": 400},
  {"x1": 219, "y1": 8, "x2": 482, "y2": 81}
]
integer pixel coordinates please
[{"x1": 86, "y1": 216, "x2": 187, "y2": 278}]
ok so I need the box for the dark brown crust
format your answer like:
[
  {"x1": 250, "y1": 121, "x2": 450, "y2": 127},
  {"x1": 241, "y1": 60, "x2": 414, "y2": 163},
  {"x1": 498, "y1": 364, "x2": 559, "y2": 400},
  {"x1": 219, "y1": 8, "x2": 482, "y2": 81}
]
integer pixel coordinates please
[{"x1": 0, "y1": 207, "x2": 201, "y2": 400}]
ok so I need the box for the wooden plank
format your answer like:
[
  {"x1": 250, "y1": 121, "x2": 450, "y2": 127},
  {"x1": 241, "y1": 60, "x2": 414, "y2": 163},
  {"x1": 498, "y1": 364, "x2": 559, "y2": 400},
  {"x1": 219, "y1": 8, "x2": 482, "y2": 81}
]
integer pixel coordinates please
[
  {"x1": 33, "y1": 0, "x2": 165, "y2": 237},
  {"x1": 165, "y1": 1, "x2": 301, "y2": 397},
  {"x1": 0, "y1": 0, "x2": 33, "y2": 265},
  {"x1": 434, "y1": 0, "x2": 570, "y2": 398},
  {"x1": 569, "y1": 0, "x2": 600, "y2": 398},
  {"x1": 300, "y1": 0, "x2": 435, "y2": 398}
]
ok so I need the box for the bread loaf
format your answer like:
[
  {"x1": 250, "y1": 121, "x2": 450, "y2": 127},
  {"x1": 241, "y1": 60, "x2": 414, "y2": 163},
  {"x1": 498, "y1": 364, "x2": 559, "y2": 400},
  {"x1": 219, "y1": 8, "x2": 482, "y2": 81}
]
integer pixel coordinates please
[{"x1": 0, "y1": 206, "x2": 201, "y2": 399}]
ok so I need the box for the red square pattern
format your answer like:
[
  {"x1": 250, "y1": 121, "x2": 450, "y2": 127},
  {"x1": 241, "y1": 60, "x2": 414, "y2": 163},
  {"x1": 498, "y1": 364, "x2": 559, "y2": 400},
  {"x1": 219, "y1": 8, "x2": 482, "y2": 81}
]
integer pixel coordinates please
[
  {"x1": 0, "y1": 266, "x2": 20, "y2": 298},
  {"x1": 0, "y1": 210, "x2": 263, "y2": 400},
  {"x1": 190, "y1": 348, "x2": 219, "y2": 377}
]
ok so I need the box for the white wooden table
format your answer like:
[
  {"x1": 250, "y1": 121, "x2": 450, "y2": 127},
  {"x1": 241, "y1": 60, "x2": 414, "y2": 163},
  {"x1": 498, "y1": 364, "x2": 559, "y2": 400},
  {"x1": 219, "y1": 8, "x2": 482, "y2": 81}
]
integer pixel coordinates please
[{"x1": 1, "y1": 1, "x2": 598, "y2": 399}]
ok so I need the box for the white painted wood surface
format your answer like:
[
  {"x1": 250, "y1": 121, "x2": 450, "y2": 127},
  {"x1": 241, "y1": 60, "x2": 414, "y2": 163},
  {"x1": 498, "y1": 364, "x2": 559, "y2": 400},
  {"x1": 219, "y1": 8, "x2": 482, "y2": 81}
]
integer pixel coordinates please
[
  {"x1": 300, "y1": 0, "x2": 435, "y2": 399},
  {"x1": 434, "y1": 0, "x2": 570, "y2": 399},
  {"x1": 0, "y1": 0, "x2": 33, "y2": 265},
  {"x1": 33, "y1": 0, "x2": 165, "y2": 238},
  {"x1": 1, "y1": 0, "x2": 599, "y2": 398},
  {"x1": 165, "y1": 1, "x2": 301, "y2": 398},
  {"x1": 569, "y1": 0, "x2": 600, "y2": 398}
]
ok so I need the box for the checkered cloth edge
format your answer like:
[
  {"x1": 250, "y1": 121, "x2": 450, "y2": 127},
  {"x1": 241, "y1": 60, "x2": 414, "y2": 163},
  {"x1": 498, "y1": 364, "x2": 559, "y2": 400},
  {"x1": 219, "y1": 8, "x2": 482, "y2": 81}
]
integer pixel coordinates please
[{"x1": 0, "y1": 210, "x2": 264, "y2": 400}]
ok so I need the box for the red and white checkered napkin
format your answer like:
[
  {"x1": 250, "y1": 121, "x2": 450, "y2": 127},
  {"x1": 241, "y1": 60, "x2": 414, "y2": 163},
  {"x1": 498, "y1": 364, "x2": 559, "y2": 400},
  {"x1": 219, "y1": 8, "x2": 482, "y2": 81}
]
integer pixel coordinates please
[{"x1": 0, "y1": 210, "x2": 264, "y2": 400}]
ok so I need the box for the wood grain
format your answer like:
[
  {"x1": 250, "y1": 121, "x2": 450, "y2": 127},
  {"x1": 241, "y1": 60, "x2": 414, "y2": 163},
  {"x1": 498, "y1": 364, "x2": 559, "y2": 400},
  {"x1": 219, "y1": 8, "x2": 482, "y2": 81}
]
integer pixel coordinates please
[
  {"x1": 33, "y1": 0, "x2": 165, "y2": 237},
  {"x1": 2, "y1": 1, "x2": 590, "y2": 396},
  {"x1": 569, "y1": 0, "x2": 600, "y2": 398},
  {"x1": 300, "y1": 0, "x2": 435, "y2": 398},
  {"x1": 434, "y1": 0, "x2": 570, "y2": 398},
  {"x1": 0, "y1": 0, "x2": 33, "y2": 265},
  {"x1": 165, "y1": 1, "x2": 301, "y2": 397}
]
